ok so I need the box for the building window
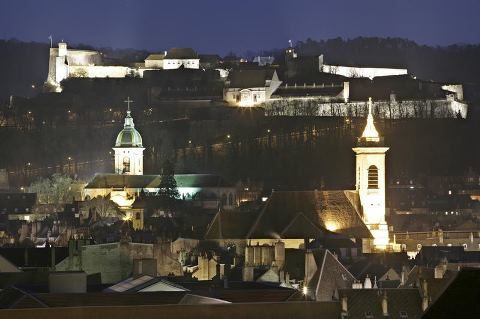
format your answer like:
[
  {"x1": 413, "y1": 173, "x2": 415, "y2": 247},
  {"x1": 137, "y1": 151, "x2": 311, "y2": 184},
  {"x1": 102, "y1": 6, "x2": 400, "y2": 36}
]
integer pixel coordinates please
[
  {"x1": 368, "y1": 165, "x2": 379, "y2": 189},
  {"x1": 135, "y1": 212, "x2": 141, "y2": 220},
  {"x1": 364, "y1": 312, "x2": 374, "y2": 319},
  {"x1": 123, "y1": 157, "x2": 130, "y2": 173},
  {"x1": 399, "y1": 311, "x2": 408, "y2": 319}
]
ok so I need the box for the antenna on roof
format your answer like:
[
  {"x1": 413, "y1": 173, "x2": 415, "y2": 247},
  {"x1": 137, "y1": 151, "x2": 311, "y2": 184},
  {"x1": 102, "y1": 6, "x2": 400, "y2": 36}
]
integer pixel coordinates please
[{"x1": 48, "y1": 35, "x2": 53, "y2": 48}]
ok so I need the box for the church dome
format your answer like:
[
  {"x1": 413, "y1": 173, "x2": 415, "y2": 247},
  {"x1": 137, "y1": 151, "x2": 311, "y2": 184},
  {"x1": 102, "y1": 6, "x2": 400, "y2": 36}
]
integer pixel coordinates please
[{"x1": 115, "y1": 110, "x2": 143, "y2": 147}]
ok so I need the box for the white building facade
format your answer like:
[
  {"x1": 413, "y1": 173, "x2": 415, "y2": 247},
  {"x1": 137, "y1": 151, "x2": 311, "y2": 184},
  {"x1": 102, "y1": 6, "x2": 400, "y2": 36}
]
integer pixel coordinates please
[
  {"x1": 352, "y1": 98, "x2": 390, "y2": 249},
  {"x1": 113, "y1": 108, "x2": 145, "y2": 175}
]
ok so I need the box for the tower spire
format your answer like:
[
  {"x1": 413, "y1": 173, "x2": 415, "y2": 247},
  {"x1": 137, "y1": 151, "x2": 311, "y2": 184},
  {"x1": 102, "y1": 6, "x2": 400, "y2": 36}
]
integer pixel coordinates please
[
  {"x1": 361, "y1": 97, "x2": 380, "y2": 142},
  {"x1": 123, "y1": 96, "x2": 135, "y2": 128}
]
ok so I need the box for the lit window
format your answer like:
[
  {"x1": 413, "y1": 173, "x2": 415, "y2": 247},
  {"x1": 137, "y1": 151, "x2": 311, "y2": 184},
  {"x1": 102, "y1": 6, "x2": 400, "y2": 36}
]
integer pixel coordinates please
[
  {"x1": 123, "y1": 157, "x2": 130, "y2": 173},
  {"x1": 368, "y1": 165, "x2": 379, "y2": 189}
]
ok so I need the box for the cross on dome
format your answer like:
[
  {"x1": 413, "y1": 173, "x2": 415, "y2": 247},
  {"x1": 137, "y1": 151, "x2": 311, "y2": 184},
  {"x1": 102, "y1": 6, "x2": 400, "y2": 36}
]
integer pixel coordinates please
[
  {"x1": 361, "y1": 97, "x2": 380, "y2": 142},
  {"x1": 123, "y1": 96, "x2": 135, "y2": 128},
  {"x1": 124, "y1": 96, "x2": 134, "y2": 114}
]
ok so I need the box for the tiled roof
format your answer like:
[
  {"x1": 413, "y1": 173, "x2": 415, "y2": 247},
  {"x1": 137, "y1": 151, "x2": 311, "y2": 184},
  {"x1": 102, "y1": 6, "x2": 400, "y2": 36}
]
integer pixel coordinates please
[
  {"x1": 227, "y1": 69, "x2": 276, "y2": 88},
  {"x1": 247, "y1": 191, "x2": 372, "y2": 239},
  {"x1": 165, "y1": 48, "x2": 198, "y2": 59},
  {"x1": 205, "y1": 190, "x2": 372, "y2": 240},
  {"x1": 205, "y1": 211, "x2": 258, "y2": 240}
]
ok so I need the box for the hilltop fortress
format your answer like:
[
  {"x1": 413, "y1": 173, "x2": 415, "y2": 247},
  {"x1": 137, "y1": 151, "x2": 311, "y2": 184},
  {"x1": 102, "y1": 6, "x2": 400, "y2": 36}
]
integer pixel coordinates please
[
  {"x1": 45, "y1": 42, "x2": 468, "y2": 119},
  {"x1": 46, "y1": 42, "x2": 201, "y2": 92}
]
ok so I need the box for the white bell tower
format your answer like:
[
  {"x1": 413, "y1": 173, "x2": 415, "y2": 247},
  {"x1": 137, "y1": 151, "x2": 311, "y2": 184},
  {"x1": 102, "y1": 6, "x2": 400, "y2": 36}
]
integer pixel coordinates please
[
  {"x1": 113, "y1": 97, "x2": 144, "y2": 175},
  {"x1": 352, "y1": 98, "x2": 389, "y2": 249}
]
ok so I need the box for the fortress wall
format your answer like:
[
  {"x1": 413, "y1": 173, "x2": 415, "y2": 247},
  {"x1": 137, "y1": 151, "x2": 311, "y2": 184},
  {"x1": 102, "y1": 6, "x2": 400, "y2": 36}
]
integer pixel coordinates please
[
  {"x1": 322, "y1": 64, "x2": 408, "y2": 79},
  {"x1": 69, "y1": 65, "x2": 129, "y2": 78},
  {"x1": 263, "y1": 98, "x2": 468, "y2": 119}
]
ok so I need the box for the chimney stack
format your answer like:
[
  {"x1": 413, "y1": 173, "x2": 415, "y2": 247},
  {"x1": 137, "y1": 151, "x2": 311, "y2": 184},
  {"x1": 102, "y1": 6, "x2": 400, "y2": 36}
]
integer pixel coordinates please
[
  {"x1": 341, "y1": 295, "x2": 348, "y2": 315},
  {"x1": 422, "y1": 279, "x2": 429, "y2": 311},
  {"x1": 382, "y1": 290, "x2": 388, "y2": 316}
]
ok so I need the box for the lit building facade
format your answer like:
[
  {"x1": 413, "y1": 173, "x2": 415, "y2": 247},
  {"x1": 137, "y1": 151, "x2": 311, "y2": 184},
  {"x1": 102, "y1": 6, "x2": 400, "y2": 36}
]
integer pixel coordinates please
[
  {"x1": 353, "y1": 98, "x2": 390, "y2": 249},
  {"x1": 113, "y1": 108, "x2": 144, "y2": 176}
]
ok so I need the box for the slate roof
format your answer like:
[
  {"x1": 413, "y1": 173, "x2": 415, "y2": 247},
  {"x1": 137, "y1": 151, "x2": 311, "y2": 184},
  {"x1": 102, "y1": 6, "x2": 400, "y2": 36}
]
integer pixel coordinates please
[
  {"x1": 205, "y1": 211, "x2": 258, "y2": 240},
  {"x1": 349, "y1": 75, "x2": 448, "y2": 101},
  {"x1": 145, "y1": 54, "x2": 165, "y2": 61},
  {"x1": 227, "y1": 69, "x2": 276, "y2": 88},
  {"x1": 0, "y1": 247, "x2": 69, "y2": 269},
  {"x1": 402, "y1": 265, "x2": 457, "y2": 303},
  {"x1": 339, "y1": 288, "x2": 423, "y2": 319},
  {"x1": 85, "y1": 174, "x2": 232, "y2": 189},
  {"x1": 165, "y1": 48, "x2": 198, "y2": 59},
  {"x1": 205, "y1": 190, "x2": 372, "y2": 240},
  {"x1": 422, "y1": 268, "x2": 480, "y2": 319},
  {"x1": 0, "y1": 281, "x2": 304, "y2": 309},
  {"x1": 248, "y1": 191, "x2": 372, "y2": 239},
  {"x1": 305, "y1": 249, "x2": 357, "y2": 301}
]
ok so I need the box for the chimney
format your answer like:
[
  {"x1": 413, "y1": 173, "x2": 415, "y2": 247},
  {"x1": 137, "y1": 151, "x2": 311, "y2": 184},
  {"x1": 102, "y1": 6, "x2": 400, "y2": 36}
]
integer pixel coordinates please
[
  {"x1": 364, "y1": 274, "x2": 372, "y2": 289},
  {"x1": 341, "y1": 295, "x2": 348, "y2": 315},
  {"x1": 401, "y1": 267, "x2": 406, "y2": 285},
  {"x1": 223, "y1": 275, "x2": 229, "y2": 289},
  {"x1": 422, "y1": 279, "x2": 429, "y2": 311},
  {"x1": 382, "y1": 290, "x2": 388, "y2": 316}
]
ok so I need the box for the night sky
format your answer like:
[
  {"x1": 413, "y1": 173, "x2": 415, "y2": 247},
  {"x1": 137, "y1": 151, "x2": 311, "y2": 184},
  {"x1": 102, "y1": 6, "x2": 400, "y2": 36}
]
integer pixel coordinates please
[{"x1": 1, "y1": 0, "x2": 480, "y2": 55}]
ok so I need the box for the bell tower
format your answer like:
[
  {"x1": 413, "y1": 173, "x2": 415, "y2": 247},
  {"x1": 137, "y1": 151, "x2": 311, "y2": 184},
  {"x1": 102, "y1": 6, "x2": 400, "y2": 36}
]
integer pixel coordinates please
[
  {"x1": 113, "y1": 97, "x2": 144, "y2": 175},
  {"x1": 352, "y1": 98, "x2": 389, "y2": 249}
]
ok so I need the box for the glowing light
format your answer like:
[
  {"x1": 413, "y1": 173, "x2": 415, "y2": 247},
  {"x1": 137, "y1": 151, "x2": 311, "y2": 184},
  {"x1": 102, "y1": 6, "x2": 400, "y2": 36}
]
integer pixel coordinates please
[
  {"x1": 361, "y1": 97, "x2": 380, "y2": 142},
  {"x1": 261, "y1": 197, "x2": 268, "y2": 202},
  {"x1": 302, "y1": 286, "x2": 308, "y2": 295},
  {"x1": 227, "y1": 134, "x2": 231, "y2": 139},
  {"x1": 325, "y1": 221, "x2": 339, "y2": 232}
]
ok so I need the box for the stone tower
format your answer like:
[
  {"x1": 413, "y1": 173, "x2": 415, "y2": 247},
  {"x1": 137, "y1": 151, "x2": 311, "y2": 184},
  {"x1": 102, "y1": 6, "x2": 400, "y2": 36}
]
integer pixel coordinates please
[
  {"x1": 113, "y1": 107, "x2": 144, "y2": 175},
  {"x1": 352, "y1": 98, "x2": 389, "y2": 249}
]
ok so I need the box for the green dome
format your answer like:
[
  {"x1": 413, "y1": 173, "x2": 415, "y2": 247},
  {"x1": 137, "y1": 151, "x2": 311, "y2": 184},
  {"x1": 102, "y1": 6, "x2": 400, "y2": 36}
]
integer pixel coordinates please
[{"x1": 115, "y1": 110, "x2": 143, "y2": 147}]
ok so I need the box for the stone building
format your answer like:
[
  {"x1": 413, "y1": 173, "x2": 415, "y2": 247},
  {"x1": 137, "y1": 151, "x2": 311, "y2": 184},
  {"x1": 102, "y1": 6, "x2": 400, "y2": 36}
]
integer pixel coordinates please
[
  {"x1": 223, "y1": 69, "x2": 282, "y2": 107},
  {"x1": 206, "y1": 98, "x2": 392, "y2": 252}
]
